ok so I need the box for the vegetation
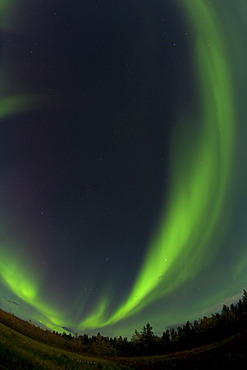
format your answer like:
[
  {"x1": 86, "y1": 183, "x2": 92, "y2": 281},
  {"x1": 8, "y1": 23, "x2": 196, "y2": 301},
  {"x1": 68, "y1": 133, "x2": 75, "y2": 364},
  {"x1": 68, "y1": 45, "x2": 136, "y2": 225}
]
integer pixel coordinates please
[
  {"x1": 0, "y1": 321, "x2": 132, "y2": 369},
  {"x1": 1, "y1": 291, "x2": 247, "y2": 368}
]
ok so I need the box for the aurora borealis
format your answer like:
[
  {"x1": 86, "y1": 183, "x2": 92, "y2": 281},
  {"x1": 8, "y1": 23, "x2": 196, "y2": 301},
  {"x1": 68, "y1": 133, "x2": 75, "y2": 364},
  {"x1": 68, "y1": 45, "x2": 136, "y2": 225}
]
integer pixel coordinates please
[{"x1": 0, "y1": 1, "x2": 247, "y2": 338}]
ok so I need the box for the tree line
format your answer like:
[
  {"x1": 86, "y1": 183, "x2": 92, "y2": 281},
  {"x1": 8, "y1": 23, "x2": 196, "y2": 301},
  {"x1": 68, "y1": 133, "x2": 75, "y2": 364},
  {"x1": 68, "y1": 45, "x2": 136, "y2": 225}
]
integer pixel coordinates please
[{"x1": 1, "y1": 290, "x2": 247, "y2": 356}]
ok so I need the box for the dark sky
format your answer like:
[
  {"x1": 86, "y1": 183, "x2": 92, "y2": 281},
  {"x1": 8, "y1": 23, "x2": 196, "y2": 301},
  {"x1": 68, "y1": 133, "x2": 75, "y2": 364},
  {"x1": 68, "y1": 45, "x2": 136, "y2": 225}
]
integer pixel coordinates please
[{"x1": 0, "y1": 0, "x2": 247, "y2": 338}]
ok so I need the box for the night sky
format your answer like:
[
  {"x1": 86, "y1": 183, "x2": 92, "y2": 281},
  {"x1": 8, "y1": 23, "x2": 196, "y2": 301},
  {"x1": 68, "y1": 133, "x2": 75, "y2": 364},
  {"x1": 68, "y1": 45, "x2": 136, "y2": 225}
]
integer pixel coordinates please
[{"x1": 0, "y1": 0, "x2": 247, "y2": 338}]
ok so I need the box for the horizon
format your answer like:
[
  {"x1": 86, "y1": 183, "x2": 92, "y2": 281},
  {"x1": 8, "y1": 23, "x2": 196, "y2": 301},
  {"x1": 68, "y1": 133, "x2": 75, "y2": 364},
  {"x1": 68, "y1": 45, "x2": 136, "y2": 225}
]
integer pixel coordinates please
[{"x1": 0, "y1": 0, "x2": 247, "y2": 339}]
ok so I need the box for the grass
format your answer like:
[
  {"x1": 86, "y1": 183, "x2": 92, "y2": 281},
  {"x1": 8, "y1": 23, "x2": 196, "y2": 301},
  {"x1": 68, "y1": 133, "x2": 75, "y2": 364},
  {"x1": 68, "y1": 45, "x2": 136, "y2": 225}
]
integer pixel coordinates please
[
  {"x1": 0, "y1": 322, "x2": 131, "y2": 369},
  {"x1": 1, "y1": 314, "x2": 247, "y2": 369}
]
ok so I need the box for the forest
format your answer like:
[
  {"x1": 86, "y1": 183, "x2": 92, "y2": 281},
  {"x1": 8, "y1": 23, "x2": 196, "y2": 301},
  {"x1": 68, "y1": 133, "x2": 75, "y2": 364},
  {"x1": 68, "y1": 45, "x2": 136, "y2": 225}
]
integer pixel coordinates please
[{"x1": 1, "y1": 290, "x2": 247, "y2": 358}]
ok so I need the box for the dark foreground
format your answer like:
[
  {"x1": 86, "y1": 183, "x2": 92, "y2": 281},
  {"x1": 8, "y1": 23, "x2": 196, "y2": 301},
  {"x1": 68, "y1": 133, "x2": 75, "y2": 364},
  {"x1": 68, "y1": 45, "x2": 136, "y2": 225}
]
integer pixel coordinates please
[{"x1": 0, "y1": 319, "x2": 247, "y2": 369}]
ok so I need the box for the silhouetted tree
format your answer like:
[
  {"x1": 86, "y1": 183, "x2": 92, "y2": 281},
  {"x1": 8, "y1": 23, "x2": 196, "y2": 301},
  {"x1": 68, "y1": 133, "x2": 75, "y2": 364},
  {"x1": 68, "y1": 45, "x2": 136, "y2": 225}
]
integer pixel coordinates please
[
  {"x1": 2, "y1": 289, "x2": 247, "y2": 358},
  {"x1": 242, "y1": 290, "x2": 247, "y2": 310},
  {"x1": 141, "y1": 323, "x2": 154, "y2": 343}
]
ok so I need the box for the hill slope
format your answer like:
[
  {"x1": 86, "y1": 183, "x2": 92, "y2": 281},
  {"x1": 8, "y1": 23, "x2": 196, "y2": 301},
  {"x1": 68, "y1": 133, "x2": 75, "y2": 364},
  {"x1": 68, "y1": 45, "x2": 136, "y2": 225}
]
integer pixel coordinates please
[
  {"x1": 1, "y1": 319, "x2": 247, "y2": 369},
  {"x1": 0, "y1": 321, "x2": 131, "y2": 369}
]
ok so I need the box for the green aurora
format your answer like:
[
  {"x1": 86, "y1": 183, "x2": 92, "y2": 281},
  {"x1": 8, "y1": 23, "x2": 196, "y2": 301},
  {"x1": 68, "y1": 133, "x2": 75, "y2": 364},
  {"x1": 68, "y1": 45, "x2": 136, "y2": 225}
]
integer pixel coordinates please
[
  {"x1": 78, "y1": 0, "x2": 235, "y2": 330},
  {"x1": 0, "y1": 1, "x2": 246, "y2": 336}
]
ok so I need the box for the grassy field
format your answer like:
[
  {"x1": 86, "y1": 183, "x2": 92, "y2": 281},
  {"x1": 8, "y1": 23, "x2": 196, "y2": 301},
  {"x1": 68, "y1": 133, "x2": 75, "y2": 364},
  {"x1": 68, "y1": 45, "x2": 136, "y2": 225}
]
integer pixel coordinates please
[
  {"x1": 0, "y1": 322, "x2": 131, "y2": 369},
  {"x1": 1, "y1": 319, "x2": 247, "y2": 369}
]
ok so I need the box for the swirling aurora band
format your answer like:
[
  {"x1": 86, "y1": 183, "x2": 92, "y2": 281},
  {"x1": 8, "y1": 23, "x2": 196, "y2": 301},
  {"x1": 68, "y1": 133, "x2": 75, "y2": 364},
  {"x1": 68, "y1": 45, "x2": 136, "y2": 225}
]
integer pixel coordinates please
[
  {"x1": 78, "y1": 0, "x2": 235, "y2": 330},
  {"x1": 0, "y1": 1, "x2": 235, "y2": 333}
]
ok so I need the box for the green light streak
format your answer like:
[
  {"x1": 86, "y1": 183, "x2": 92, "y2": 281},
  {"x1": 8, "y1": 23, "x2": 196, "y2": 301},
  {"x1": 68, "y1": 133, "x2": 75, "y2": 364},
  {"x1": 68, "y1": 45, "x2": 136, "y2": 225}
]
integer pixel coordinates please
[
  {"x1": 79, "y1": 0, "x2": 235, "y2": 329},
  {"x1": 0, "y1": 1, "x2": 45, "y2": 120},
  {"x1": 0, "y1": 249, "x2": 37, "y2": 302},
  {"x1": 0, "y1": 247, "x2": 67, "y2": 331},
  {"x1": 0, "y1": 95, "x2": 40, "y2": 120},
  {"x1": 0, "y1": 0, "x2": 237, "y2": 335},
  {"x1": 0, "y1": 1, "x2": 63, "y2": 333}
]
